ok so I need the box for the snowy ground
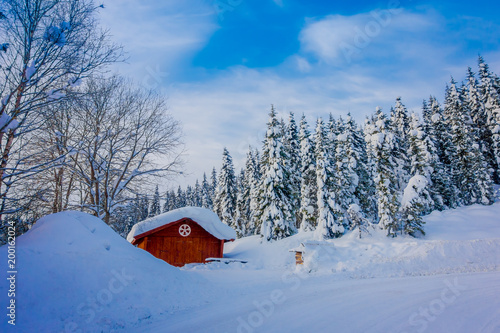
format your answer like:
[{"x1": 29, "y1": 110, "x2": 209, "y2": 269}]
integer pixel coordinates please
[
  {"x1": 1, "y1": 203, "x2": 500, "y2": 332},
  {"x1": 139, "y1": 271, "x2": 500, "y2": 333}
]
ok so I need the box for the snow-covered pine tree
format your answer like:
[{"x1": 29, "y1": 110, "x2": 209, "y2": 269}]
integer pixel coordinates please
[
  {"x1": 176, "y1": 186, "x2": 186, "y2": 208},
  {"x1": 248, "y1": 148, "x2": 262, "y2": 235},
  {"x1": 112, "y1": 201, "x2": 138, "y2": 237},
  {"x1": 422, "y1": 99, "x2": 432, "y2": 125},
  {"x1": 185, "y1": 185, "x2": 194, "y2": 206},
  {"x1": 201, "y1": 173, "x2": 213, "y2": 209},
  {"x1": 405, "y1": 113, "x2": 436, "y2": 210},
  {"x1": 298, "y1": 114, "x2": 318, "y2": 232},
  {"x1": 326, "y1": 114, "x2": 338, "y2": 164},
  {"x1": 363, "y1": 114, "x2": 379, "y2": 212},
  {"x1": 163, "y1": 190, "x2": 176, "y2": 212},
  {"x1": 333, "y1": 122, "x2": 359, "y2": 229},
  {"x1": 465, "y1": 67, "x2": 494, "y2": 177},
  {"x1": 255, "y1": 106, "x2": 296, "y2": 241},
  {"x1": 139, "y1": 195, "x2": 149, "y2": 221},
  {"x1": 214, "y1": 148, "x2": 237, "y2": 227},
  {"x1": 149, "y1": 185, "x2": 161, "y2": 217},
  {"x1": 280, "y1": 115, "x2": 298, "y2": 227},
  {"x1": 323, "y1": 113, "x2": 340, "y2": 152},
  {"x1": 462, "y1": 78, "x2": 495, "y2": 205},
  {"x1": 193, "y1": 180, "x2": 202, "y2": 207},
  {"x1": 243, "y1": 148, "x2": 259, "y2": 235},
  {"x1": 389, "y1": 97, "x2": 411, "y2": 191},
  {"x1": 464, "y1": 81, "x2": 495, "y2": 205},
  {"x1": 336, "y1": 116, "x2": 346, "y2": 136},
  {"x1": 444, "y1": 80, "x2": 494, "y2": 205},
  {"x1": 132, "y1": 194, "x2": 142, "y2": 221},
  {"x1": 347, "y1": 114, "x2": 377, "y2": 221},
  {"x1": 170, "y1": 190, "x2": 179, "y2": 210},
  {"x1": 426, "y1": 96, "x2": 458, "y2": 208},
  {"x1": 400, "y1": 175, "x2": 429, "y2": 237},
  {"x1": 279, "y1": 117, "x2": 286, "y2": 136},
  {"x1": 469, "y1": 140, "x2": 495, "y2": 205},
  {"x1": 211, "y1": 167, "x2": 218, "y2": 205},
  {"x1": 494, "y1": 73, "x2": 500, "y2": 95},
  {"x1": 406, "y1": 113, "x2": 435, "y2": 214},
  {"x1": 284, "y1": 112, "x2": 301, "y2": 227},
  {"x1": 234, "y1": 169, "x2": 249, "y2": 238},
  {"x1": 347, "y1": 204, "x2": 370, "y2": 239},
  {"x1": 364, "y1": 108, "x2": 400, "y2": 237},
  {"x1": 391, "y1": 97, "x2": 411, "y2": 144},
  {"x1": 162, "y1": 192, "x2": 170, "y2": 213},
  {"x1": 478, "y1": 56, "x2": 500, "y2": 182},
  {"x1": 314, "y1": 118, "x2": 344, "y2": 239}
]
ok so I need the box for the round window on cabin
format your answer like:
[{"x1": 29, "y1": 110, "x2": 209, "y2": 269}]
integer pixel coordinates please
[{"x1": 179, "y1": 224, "x2": 191, "y2": 237}]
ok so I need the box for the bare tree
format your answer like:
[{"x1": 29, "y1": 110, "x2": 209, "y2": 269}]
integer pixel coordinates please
[
  {"x1": 26, "y1": 96, "x2": 80, "y2": 214},
  {"x1": 43, "y1": 76, "x2": 183, "y2": 224},
  {"x1": 0, "y1": 0, "x2": 122, "y2": 219}
]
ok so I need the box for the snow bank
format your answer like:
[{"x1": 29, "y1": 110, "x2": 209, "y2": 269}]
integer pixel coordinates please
[
  {"x1": 425, "y1": 202, "x2": 500, "y2": 241},
  {"x1": 127, "y1": 206, "x2": 236, "y2": 242},
  {"x1": 216, "y1": 202, "x2": 500, "y2": 278},
  {"x1": 0, "y1": 211, "x2": 211, "y2": 332}
]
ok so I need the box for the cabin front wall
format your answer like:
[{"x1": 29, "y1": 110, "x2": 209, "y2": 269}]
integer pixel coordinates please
[{"x1": 141, "y1": 219, "x2": 223, "y2": 267}]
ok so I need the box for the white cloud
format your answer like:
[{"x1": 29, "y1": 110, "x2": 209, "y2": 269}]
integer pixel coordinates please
[
  {"x1": 165, "y1": 64, "x2": 447, "y2": 188},
  {"x1": 300, "y1": 14, "x2": 365, "y2": 63},
  {"x1": 299, "y1": 9, "x2": 439, "y2": 65},
  {"x1": 294, "y1": 56, "x2": 312, "y2": 73},
  {"x1": 100, "y1": 0, "x2": 218, "y2": 84}
]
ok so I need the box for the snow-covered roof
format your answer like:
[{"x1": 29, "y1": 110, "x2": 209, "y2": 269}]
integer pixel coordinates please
[{"x1": 127, "y1": 207, "x2": 236, "y2": 242}]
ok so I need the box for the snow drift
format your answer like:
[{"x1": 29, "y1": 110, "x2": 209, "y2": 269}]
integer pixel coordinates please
[
  {"x1": 0, "y1": 211, "x2": 209, "y2": 332},
  {"x1": 219, "y1": 201, "x2": 500, "y2": 277}
]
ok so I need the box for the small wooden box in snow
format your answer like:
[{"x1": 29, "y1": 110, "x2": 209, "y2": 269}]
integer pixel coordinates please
[
  {"x1": 289, "y1": 241, "x2": 335, "y2": 265},
  {"x1": 294, "y1": 251, "x2": 304, "y2": 265}
]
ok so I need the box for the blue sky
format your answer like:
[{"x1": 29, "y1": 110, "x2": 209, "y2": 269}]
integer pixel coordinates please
[{"x1": 100, "y1": 0, "x2": 500, "y2": 189}]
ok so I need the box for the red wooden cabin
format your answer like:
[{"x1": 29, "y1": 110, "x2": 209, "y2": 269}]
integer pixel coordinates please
[{"x1": 127, "y1": 207, "x2": 236, "y2": 267}]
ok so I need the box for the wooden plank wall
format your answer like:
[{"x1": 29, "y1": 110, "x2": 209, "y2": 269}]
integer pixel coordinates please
[{"x1": 142, "y1": 219, "x2": 224, "y2": 267}]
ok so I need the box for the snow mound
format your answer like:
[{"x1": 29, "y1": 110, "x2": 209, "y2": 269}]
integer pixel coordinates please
[
  {"x1": 219, "y1": 202, "x2": 500, "y2": 278},
  {"x1": 0, "y1": 211, "x2": 210, "y2": 332},
  {"x1": 127, "y1": 206, "x2": 236, "y2": 242}
]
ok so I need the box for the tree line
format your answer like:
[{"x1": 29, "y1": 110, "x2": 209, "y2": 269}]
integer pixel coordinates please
[{"x1": 162, "y1": 56, "x2": 499, "y2": 241}]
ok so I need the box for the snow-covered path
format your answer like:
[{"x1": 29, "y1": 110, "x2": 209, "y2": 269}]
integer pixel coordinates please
[{"x1": 137, "y1": 270, "x2": 500, "y2": 333}]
